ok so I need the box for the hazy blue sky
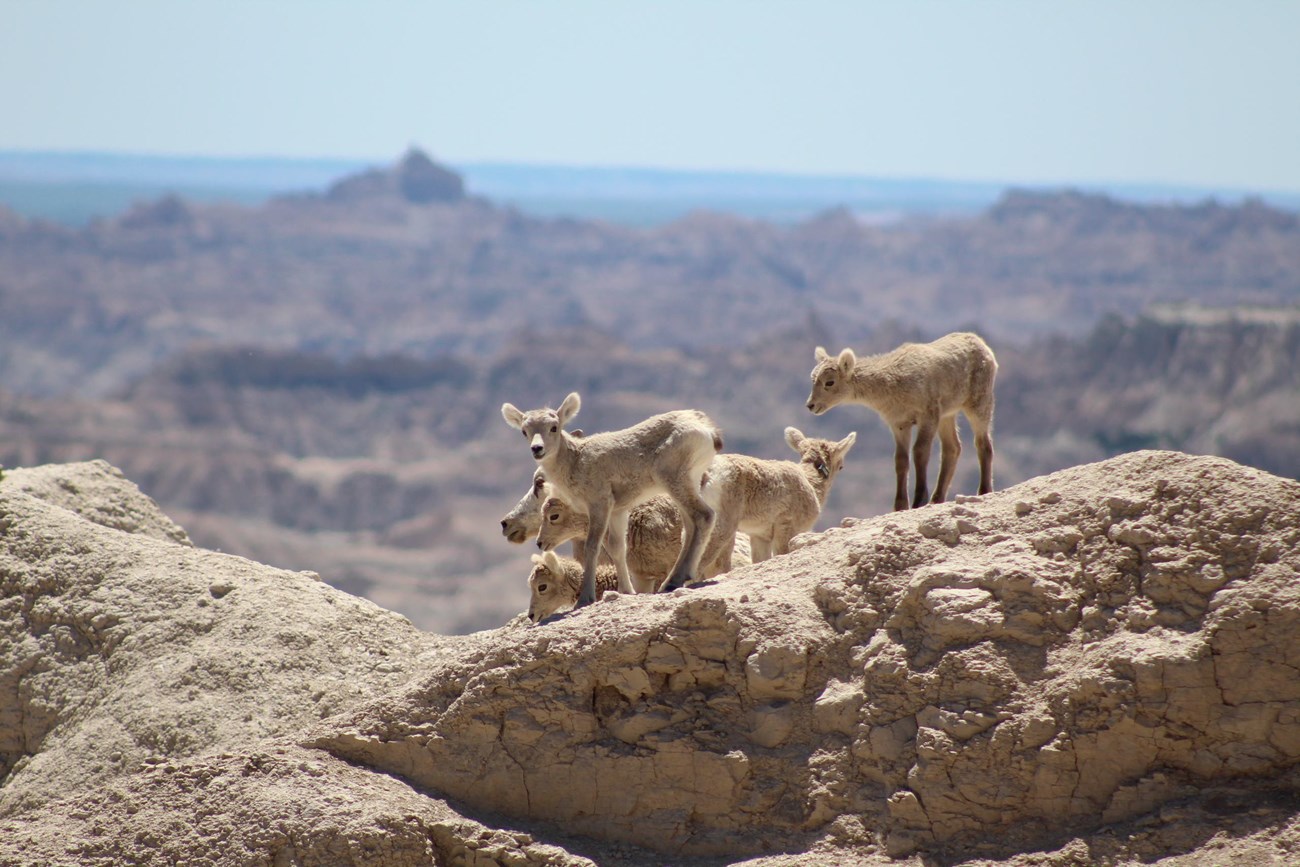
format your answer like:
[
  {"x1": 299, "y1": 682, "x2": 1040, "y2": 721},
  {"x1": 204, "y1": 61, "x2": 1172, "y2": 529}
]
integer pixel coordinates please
[{"x1": 3, "y1": 0, "x2": 1298, "y2": 190}]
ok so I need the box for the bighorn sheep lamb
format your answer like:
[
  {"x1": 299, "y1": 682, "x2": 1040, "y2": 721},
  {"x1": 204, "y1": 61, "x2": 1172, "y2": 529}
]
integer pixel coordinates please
[
  {"x1": 806, "y1": 331, "x2": 997, "y2": 511},
  {"x1": 501, "y1": 392, "x2": 722, "y2": 606},
  {"x1": 534, "y1": 493, "x2": 753, "y2": 591},
  {"x1": 699, "y1": 427, "x2": 857, "y2": 571},
  {"x1": 500, "y1": 467, "x2": 548, "y2": 544},
  {"x1": 527, "y1": 551, "x2": 620, "y2": 623}
]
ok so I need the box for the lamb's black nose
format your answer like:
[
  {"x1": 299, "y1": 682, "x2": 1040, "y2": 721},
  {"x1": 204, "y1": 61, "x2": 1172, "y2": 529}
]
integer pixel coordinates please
[{"x1": 531, "y1": 444, "x2": 544, "y2": 458}]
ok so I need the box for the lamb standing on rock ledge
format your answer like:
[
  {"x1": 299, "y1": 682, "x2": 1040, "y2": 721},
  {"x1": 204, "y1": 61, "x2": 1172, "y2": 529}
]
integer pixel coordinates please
[
  {"x1": 807, "y1": 331, "x2": 997, "y2": 511},
  {"x1": 501, "y1": 392, "x2": 722, "y2": 607},
  {"x1": 698, "y1": 426, "x2": 857, "y2": 571}
]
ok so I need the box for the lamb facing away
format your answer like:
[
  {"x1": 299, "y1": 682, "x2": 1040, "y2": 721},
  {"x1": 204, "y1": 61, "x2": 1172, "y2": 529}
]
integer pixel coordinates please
[
  {"x1": 534, "y1": 493, "x2": 753, "y2": 592},
  {"x1": 527, "y1": 551, "x2": 620, "y2": 623},
  {"x1": 806, "y1": 331, "x2": 997, "y2": 511},
  {"x1": 698, "y1": 427, "x2": 857, "y2": 572},
  {"x1": 501, "y1": 392, "x2": 722, "y2": 606}
]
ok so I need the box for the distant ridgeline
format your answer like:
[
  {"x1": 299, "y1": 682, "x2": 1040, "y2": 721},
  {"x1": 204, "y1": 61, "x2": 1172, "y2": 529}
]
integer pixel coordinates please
[
  {"x1": 0, "y1": 149, "x2": 1297, "y2": 407},
  {"x1": 2, "y1": 146, "x2": 1297, "y2": 227}
]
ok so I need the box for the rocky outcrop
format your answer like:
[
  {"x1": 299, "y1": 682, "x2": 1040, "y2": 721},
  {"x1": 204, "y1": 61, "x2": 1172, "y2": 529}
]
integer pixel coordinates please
[
  {"x1": 309, "y1": 450, "x2": 1300, "y2": 859},
  {"x1": 3, "y1": 451, "x2": 1300, "y2": 865},
  {"x1": 0, "y1": 460, "x2": 591, "y2": 866},
  {"x1": 4, "y1": 459, "x2": 191, "y2": 545}
]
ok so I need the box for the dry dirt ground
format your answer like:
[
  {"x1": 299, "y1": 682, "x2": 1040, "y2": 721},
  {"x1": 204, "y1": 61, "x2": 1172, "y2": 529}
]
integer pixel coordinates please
[{"x1": 2, "y1": 453, "x2": 1300, "y2": 866}]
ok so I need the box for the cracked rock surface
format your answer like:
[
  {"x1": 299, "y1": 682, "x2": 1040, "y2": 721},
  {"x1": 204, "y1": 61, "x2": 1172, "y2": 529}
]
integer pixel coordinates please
[{"x1": 5, "y1": 452, "x2": 1300, "y2": 865}]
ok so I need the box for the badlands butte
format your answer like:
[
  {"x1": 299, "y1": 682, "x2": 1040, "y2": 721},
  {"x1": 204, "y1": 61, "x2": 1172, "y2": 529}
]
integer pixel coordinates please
[{"x1": 3, "y1": 450, "x2": 1300, "y2": 866}]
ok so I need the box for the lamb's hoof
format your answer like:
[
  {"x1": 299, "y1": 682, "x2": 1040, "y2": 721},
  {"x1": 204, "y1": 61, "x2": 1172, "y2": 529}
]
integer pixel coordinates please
[{"x1": 575, "y1": 593, "x2": 596, "y2": 608}]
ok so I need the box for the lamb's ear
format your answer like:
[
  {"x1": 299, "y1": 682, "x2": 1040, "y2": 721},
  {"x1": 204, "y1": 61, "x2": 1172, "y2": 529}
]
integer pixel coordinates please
[
  {"x1": 836, "y1": 348, "x2": 857, "y2": 376},
  {"x1": 784, "y1": 426, "x2": 807, "y2": 451},
  {"x1": 836, "y1": 431, "x2": 858, "y2": 458},
  {"x1": 530, "y1": 553, "x2": 544, "y2": 567},
  {"x1": 558, "y1": 392, "x2": 581, "y2": 427},
  {"x1": 543, "y1": 550, "x2": 563, "y2": 570},
  {"x1": 502, "y1": 403, "x2": 525, "y2": 430},
  {"x1": 814, "y1": 346, "x2": 830, "y2": 362}
]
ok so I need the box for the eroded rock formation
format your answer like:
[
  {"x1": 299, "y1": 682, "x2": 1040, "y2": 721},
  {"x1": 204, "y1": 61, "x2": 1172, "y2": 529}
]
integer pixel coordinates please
[
  {"x1": 311, "y1": 450, "x2": 1300, "y2": 858},
  {"x1": 3, "y1": 451, "x2": 1300, "y2": 864}
]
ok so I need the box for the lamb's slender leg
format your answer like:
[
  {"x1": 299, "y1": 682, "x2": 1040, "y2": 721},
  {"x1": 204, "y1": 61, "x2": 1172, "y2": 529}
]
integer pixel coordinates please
[
  {"x1": 970, "y1": 414, "x2": 995, "y2": 494},
  {"x1": 911, "y1": 418, "x2": 937, "y2": 509},
  {"x1": 770, "y1": 526, "x2": 798, "y2": 558},
  {"x1": 931, "y1": 414, "x2": 962, "y2": 504},
  {"x1": 579, "y1": 500, "x2": 612, "y2": 607},
  {"x1": 602, "y1": 509, "x2": 636, "y2": 594},
  {"x1": 892, "y1": 425, "x2": 912, "y2": 512},
  {"x1": 749, "y1": 536, "x2": 773, "y2": 562},
  {"x1": 696, "y1": 504, "x2": 739, "y2": 582},
  {"x1": 659, "y1": 480, "x2": 715, "y2": 592},
  {"x1": 701, "y1": 542, "x2": 733, "y2": 579}
]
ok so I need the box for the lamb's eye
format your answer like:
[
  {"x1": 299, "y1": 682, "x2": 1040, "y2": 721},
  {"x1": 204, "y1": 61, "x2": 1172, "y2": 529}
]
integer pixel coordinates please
[
  {"x1": 825, "y1": 379, "x2": 835, "y2": 388},
  {"x1": 550, "y1": 425, "x2": 558, "y2": 433},
  {"x1": 522, "y1": 430, "x2": 529, "y2": 438},
  {"x1": 537, "y1": 583, "x2": 548, "y2": 594},
  {"x1": 548, "y1": 513, "x2": 559, "y2": 522}
]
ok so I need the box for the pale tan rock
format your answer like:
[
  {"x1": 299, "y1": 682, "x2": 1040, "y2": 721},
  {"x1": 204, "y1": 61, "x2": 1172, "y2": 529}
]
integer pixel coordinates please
[
  {"x1": 310, "y1": 450, "x2": 1300, "y2": 858},
  {"x1": 7, "y1": 450, "x2": 1300, "y2": 865}
]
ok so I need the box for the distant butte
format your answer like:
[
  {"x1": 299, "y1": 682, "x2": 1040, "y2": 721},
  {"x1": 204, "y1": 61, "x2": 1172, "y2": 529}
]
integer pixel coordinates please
[{"x1": 325, "y1": 147, "x2": 465, "y2": 204}]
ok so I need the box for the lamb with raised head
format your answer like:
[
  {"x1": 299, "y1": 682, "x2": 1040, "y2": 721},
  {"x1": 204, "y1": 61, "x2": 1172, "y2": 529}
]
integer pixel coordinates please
[
  {"x1": 526, "y1": 550, "x2": 620, "y2": 623},
  {"x1": 501, "y1": 392, "x2": 722, "y2": 605},
  {"x1": 806, "y1": 331, "x2": 996, "y2": 511},
  {"x1": 698, "y1": 427, "x2": 857, "y2": 572},
  {"x1": 534, "y1": 493, "x2": 753, "y2": 591}
]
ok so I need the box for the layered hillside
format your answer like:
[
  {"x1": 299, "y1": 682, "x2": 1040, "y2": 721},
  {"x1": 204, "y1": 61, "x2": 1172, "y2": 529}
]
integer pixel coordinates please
[
  {"x1": 1, "y1": 153, "x2": 1297, "y2": 398},
  {"x1": 3, "y1": 453, "x2": 1300, "y2": 866}
]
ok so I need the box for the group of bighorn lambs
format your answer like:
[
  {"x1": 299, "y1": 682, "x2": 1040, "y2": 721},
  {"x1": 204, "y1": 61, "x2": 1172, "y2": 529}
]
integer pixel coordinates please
[{"x1": 500, "y1": 331, "x2": 998, "y2": 623}]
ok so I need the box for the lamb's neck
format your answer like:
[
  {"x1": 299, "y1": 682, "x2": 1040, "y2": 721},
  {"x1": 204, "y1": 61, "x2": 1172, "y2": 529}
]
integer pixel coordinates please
[
  {"x1": 541, "y1": 435, "x2": 582, "y2": 492},
  {"x1": 800, "y1": 463, "x2": 834, "y2": 506},
  {"x1": 563, "y1": 565, "x2": 585, "y2": 597},
  {"x1": 849, "y1": 358, "x2": 897, "y2": 409}
]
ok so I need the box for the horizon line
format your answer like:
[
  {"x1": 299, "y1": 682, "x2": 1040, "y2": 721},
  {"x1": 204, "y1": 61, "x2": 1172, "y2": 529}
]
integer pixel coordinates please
[{"x1": 2, "y1": 146, "x2": 1298, "y2": 201}]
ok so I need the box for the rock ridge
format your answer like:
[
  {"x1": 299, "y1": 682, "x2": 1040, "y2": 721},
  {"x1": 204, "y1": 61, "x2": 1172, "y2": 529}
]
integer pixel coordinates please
[{"x1": 4, "y1": 451, "x2": 1300, "y2": 865}]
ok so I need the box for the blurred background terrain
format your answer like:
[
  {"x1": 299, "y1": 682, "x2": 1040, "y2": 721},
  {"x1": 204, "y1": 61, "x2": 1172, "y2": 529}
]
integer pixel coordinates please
[{"x1": 2, "y1": 149, "x2": 1297, "y2": 632}]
